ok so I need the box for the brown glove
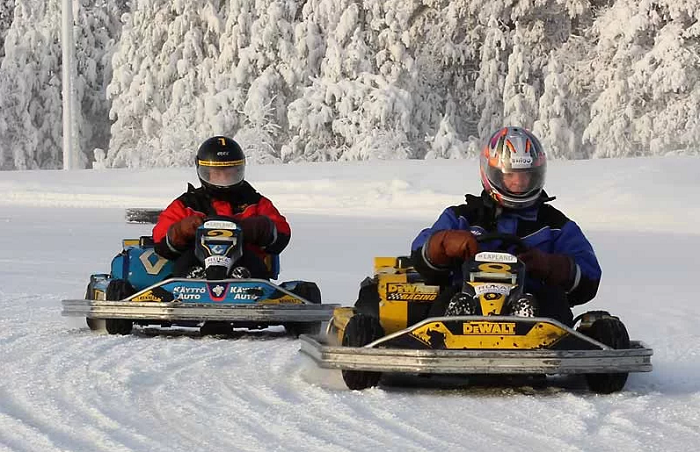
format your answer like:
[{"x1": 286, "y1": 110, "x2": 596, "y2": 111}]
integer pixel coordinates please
[
  {"x1": 239, "y1": 215, "x2": 276, "y2": 247},
  {"x1": 167, "y1": 215, "x2": 204, "y2": 249},
  {"x1": 517, "y1": 248, "x2": 573, "y2": 287},
  {"x1": 425, "y1": 230, "x2": 478, "y2": 266}
]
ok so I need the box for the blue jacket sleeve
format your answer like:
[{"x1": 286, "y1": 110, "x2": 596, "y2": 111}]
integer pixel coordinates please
[
  {"x1": 411, "y1": 209, "x2": 465, "y2": 251},
  {"x1": 552, "y1": 220, "x2": 602, "y2": 306},
  {"x1": 410, "y1": 208, "x2": 465, "y2": 284}
]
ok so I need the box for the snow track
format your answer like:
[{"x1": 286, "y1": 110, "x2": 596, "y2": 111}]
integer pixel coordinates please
[{"x1": 1, "y1": 159, "x2": 700, "y2": 451}]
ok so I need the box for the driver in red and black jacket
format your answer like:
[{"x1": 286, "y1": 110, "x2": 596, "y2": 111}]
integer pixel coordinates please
[
  {"x1": 411, "y1": 127, "x2": 601, "y2": 326},
  {"x1": 152, "y1": 136, "x2": 290, "y2": 278}
]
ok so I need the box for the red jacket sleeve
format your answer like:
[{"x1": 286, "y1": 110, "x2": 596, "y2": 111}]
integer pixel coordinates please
[{"x1": 255, "y1": 197, "x2": 291, "y2": 254}]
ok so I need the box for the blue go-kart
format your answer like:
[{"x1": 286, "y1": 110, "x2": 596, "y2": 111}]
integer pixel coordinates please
[{"x1": 62, "y1": 216, "x2": 338, "y2": 337}]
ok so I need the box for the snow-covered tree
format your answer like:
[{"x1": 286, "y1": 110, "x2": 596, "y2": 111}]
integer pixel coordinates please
[
  {"x1": 106, "y1": 0, "x2": 218, "y2": 167},
  {"x1": 5, "y1": 0, "x2": 700, "y2": 169},
  {"x1": 424, "y1": 106, "x2": 469, "y2": 160},
  {"x1": 287, "y1": 0, "x2": 488, "y2": 161},
  {"x1": 74, "y1": 0, "x2": 127, "y2": 167},
  {"x1": 0, "y1": 0, "x2": 14, "y2": 60},
  {"x1": 583, "y1": 0, "x2": 700, "y2": 157},
  {"x1": 533, "y1": 53, "x2": 580, "y2": 159},
  {"x1": 0, "y1": 0, "x2": 123, "y2": 170},
  {"x1": 0, "y1": 0, "x2": 63, "y2": 170}
]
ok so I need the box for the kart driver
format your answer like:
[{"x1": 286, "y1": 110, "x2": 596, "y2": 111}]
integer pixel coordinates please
[
  {"x1": 410, "y1": 126, "x2": 602, "y2": 325},
  {"x1": 152, "y1": 136, "x2": 290, "y2": 278}
]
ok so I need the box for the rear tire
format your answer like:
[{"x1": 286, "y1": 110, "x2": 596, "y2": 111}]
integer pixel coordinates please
[
  {"x1": 341, "y1": 314, "x2": 385, "y2": 390},
  {"x1": 581, "y1": 317, "x2": 630, "y2": 394},
  {"x1": 285, "y1": 282, "x2": 322, "y2": 336},
  {"x1": 290, "y1": 281, "x2": 322, "y2": 304},
  {"x1": 104, "y1": 279, "x2": 134, "y2": 335},
  {"x1": 285, "y1": 321, "x2": 321, "y2": 337},
  {"x1": 200, "y1": 321, "x2": 234, "y2": 336}
]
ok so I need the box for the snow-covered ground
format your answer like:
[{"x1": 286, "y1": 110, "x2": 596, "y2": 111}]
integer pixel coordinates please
[{"x1": 1, "y1": 156, "x2": 699, "y2": 451}]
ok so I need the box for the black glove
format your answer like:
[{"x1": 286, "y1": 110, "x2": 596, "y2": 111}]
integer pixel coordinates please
[{"x1": 239, "y1": 216, "x2": 276, "y2": 247}]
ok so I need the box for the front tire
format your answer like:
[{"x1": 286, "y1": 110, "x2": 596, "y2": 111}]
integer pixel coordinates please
[
  {"x1": 341, "y1": 314, "x2": 384, "y2": 390},
  {"x1": 104, "y1": 279, "x2": 134, "y2": 335},
  {"x1": 581, "y1": 317, "x2": 631, "y2": 394},
  {"x1": 84, "y1": 282, "x2": 105, "y2": 332}
]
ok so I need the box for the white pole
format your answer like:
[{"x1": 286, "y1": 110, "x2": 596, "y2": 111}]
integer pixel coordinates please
[{"x1": 61, "y1": 0, "x2": 75, "y2": 170}]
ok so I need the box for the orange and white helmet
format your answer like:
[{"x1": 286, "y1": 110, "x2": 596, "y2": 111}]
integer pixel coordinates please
[{"x1": 480, "y1": 127, "x2": 547, "y2": 209}]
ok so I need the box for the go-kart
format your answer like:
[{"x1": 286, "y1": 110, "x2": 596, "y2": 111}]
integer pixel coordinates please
[
  {"x1": 300, "y1": 233, "x2": 653, "y2": 393},
  {"x1": 62, "y1": 216, "x2": 338, "y2": 336}
]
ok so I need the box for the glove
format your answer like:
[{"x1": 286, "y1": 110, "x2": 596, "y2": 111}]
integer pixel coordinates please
[
  {"x1": 239, "y1": 215, "x2": 276, "y2": 247},
  {"x1": 517, "y1": 247, "x2": 573, "y2": 287},
  {"x1": 167, "y1": 215, "x2": 204, "y2": 249},
  {"x1": 425, "y1": 230, "x2": 478, "y2": 266}
]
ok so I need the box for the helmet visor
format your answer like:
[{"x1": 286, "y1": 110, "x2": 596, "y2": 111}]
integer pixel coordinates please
[
  {"x1": 486, "y1": 165, "x2": 545, "y2": 198},
  {"x1": 197, "y1": 165, "x2": 245, "y2": 188}
]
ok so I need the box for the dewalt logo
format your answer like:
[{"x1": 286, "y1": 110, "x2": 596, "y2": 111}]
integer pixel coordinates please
[
  {"x1": 462, "y1": 322, "x2": 516, "y2": 335},
  {"x1": 386, "y1": 283, "x2": 438, "y2": 302}
]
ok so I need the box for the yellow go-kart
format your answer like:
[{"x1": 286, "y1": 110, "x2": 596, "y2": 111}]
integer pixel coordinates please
[{"x1": 300, "y1": 233, "x2": 652, "y2": 393}]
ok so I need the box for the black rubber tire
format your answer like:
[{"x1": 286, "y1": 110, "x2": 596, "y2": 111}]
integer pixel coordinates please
[
  {"x1": 285, "y1": 321, "x2": 322, "y2": 337},
  {"x1": 84, "y1": 282, "x2": 105, "y2": 331},
  {"x1": 284, "y1": 282, "x2": 322, "y2": 336},
  {"x1": 200, "y1": 321, "x2": 234, "y2": 336},
  {"x1": 354, "y1": 278, "x2": 380, "y2": 317},
  {"x1": 104, "y1": 279, "x2": 134, "y2": 335},
  {"x1": 291, "y1": 281, "x2": 322, "y2": 304},
  {"x1": 341, "y1": 314, "x2": 385, "y2": 390},
  {"x1": 582, "y1": 317, "x2": 631, "y2": 394}
]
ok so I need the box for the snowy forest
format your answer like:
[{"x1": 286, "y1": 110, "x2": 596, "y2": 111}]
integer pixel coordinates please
[{"x1": 1, "y1": 0, "x2": 699, "y2": 170}]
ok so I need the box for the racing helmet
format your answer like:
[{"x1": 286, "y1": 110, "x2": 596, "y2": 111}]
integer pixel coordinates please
[
  {"x1": 479, "y1": 127, "x2": 547, "y2": 209},
  {"x1": 195, "y1": 136, "x2": 246, "y2": 194}
]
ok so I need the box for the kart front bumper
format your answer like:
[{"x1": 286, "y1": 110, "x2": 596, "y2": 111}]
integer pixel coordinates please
[
  {"x1": 62, "y1": 299, "x2": 338, "y2": 323},
  {"x1": 299, "y1": 334, "x2": 653, "y2": 374}
]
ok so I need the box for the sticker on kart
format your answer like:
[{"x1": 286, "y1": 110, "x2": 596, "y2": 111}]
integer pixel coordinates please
[{"x1": 162, "y1": 281, "x2": 275, "y2": 303}]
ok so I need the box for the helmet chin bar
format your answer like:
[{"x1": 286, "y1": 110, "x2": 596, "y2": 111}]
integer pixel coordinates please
[
  {"x1": 200, "y1": 179, "x2": 243, "y2": 195},
  {"x1": 490, "y1": 187, "x2": 541, "y2": 209}
]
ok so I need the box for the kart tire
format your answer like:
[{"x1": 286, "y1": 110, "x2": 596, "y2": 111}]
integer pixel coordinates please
[
  {"x1": 582, "y1": 317, "x2": 630, "y2": 394},
  {"x1": 354, "y1": 278, "x2": 379, "y2": 317},
  {"x1": 84, "y1": 282, "x2": 106, "y2": 332},
  {"x1": 341, "y1": 314, "x2": 385, "y2": 390},
  {"x1": 200, "y1": 321, "x2": 234, "y2": 336},
  {"x1": 104, "y1": 279, "x2": 135, "y2": 335},
  {"x1": 285, "y1": 321, "x2": 322, "y2": 337},
  {"x1": 284, "y1": 282, "x2": 322, "y2": 337},
  {"x1": 290, "y1": 281, "x2": 322, "y2": 304}
]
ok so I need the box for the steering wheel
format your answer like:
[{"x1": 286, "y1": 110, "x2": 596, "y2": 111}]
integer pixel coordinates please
[{"x1": 474, "y1": 232, "x2": 528, "y2": 255}]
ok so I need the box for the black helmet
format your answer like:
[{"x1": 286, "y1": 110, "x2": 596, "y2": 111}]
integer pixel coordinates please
[{"x1": 195, "y1": 136, "x2": 246, "y2": 194}]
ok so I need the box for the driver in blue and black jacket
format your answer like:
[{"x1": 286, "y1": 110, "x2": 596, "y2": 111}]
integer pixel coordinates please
[{"x1": 410, "y1": 127, "x2": 601, "y2": 326}]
